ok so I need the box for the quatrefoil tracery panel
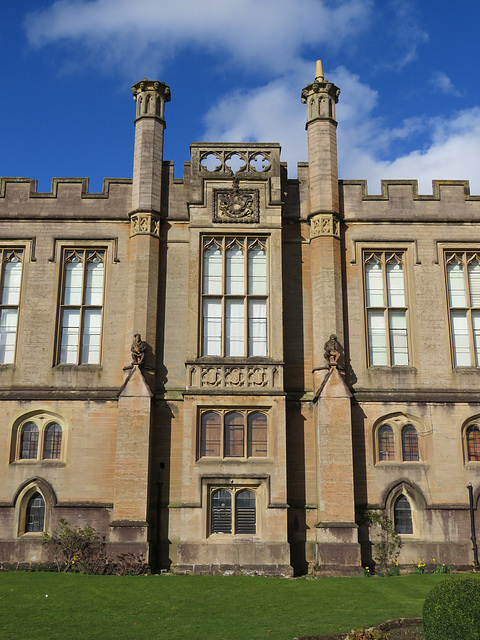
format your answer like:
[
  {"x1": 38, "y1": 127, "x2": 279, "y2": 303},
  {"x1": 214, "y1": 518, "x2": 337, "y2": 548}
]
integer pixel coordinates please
[{"x1": 200, "y1": 150, "x2": 271, "y2": 175}]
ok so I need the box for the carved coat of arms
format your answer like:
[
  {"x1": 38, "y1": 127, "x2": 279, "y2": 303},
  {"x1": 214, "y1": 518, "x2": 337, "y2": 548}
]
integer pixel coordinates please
[{"x1": 214, "y1": 177, "x2": 259, "y2": 223}]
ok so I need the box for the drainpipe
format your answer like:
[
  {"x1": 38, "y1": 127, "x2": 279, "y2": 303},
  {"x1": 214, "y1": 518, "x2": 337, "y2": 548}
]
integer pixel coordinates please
[
  {"x1": 467, "y1": 482, "x2": 480, "y2": 570},
  {"x1": 156, "y1": 463, "x2": 164, "y2": 570}
]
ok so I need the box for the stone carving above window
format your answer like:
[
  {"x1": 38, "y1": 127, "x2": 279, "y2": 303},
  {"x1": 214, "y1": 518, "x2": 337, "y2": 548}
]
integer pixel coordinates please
[
  {"x1": 310, "y1": 213, "x2": 340, "y2": 239},
  {"x1": 200, "y1": 150, "x2": 271, "y2": 175},
  {"x1": 187, "y1": 363, "x2": 282, "y2": 391},
  {"x1": 213, "y1": 178, "x2": 259, "y2": 223}
]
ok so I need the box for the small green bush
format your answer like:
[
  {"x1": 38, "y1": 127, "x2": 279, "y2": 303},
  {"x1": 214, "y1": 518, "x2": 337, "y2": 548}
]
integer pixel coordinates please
[
  {"x1": 423, "y1": 575, "x2": 480, "y2": 640},
  {"x1": 42, "y1": 518, "x2": 106, "y2": 573}
]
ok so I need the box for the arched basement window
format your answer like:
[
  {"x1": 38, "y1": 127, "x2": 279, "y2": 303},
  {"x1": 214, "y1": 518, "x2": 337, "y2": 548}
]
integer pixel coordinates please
[
  {"x1": 394, "y1": 495, "x2": 413, "y2": 534},
  {"x1": 25, "y1": 492, "x2": 45, "y2": 533},
  {"x1": 235, "y1": 489, "x2": 256, "y2": 534},
  {"x1": 211, "y1": 489, "x2": 232, "y2": 534}
]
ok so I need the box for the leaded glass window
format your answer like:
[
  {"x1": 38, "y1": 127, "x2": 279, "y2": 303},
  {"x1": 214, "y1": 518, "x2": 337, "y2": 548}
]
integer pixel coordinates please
[
  {"x1": 20, "y1": 423, "x2": 38, "y2": 459},
  {"x1": 0, "y1": 249, "x2": 23, "y2": 364},
  {"x1": 394, "y1": 495, "x2": 413, "y2": 534},
  {"x1": 364, "y1": 252, "x2": 408, "y2": 366},
  {"x1": 200, "y1": 410, "x2": 268, "y2": 459},
  {"x1": 202, "y1": 237, "x2": 267, "y2": 357},
  {"x1": 467, "y1": 425, "x2": 480, "y2": 462},
  {"x1": 378, "y1": 425, "x2": 395, "y2": 461},
  {"x1": 59, "y1": 249, "x2": 105, "y2": 364},
  {"x1": 446, "y1": 252, "x2": 480, "y2": 366},
  {"x1": 44, "y1": 423, "x2": 62, "y2": 459},
  {"x1": 25, "y1": 492, "x2": 45, "y2": 533},
  {"x1": 402, "y1": 425, "x2": 419, "y2": 461}
]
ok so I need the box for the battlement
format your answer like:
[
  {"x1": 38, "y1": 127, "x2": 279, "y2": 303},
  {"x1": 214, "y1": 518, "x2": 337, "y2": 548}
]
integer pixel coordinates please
[
  {"x1": 341, "y1": 179, "x2": 480, "y2": 222},
  {"x1": 0, "y1": 177, "x2": 132, "y2": 220},
  {"x1": 0, "y1": 177, "x2": 132, "y2": 199}
]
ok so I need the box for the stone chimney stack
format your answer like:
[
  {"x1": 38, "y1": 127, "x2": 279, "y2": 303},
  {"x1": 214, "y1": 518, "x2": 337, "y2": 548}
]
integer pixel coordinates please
[
  {"x1": 301, "y1": 60, "x2": 340, "y2": 215},
  {"x1": 131, "y1": 79, "x2": 171, "y2": 213},
  {"x1": 301, "y1": 61, "x2": 343, "y2": 391},
  {"x1": 126, "y1": 79, "x2": 170, "y2": 373}
]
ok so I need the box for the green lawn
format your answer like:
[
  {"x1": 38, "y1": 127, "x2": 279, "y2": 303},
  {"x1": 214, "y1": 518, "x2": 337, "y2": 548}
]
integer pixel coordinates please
[{"x1": 0, "y1": 573, "x2": 449, "y2": 640}]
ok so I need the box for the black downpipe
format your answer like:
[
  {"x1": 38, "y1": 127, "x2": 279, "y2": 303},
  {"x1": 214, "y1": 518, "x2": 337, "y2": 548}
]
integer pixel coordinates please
[{"x1": 467, "y1": 482, "x2": 480, "y2": 570}]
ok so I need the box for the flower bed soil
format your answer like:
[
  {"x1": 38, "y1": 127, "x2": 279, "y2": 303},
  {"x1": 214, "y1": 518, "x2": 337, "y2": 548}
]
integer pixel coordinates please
[{"x1": 296, "y1": 618, "x2": 424, "y2": 640}]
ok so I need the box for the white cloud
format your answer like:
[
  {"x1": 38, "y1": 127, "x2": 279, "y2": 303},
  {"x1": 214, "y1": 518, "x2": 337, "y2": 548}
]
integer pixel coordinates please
[
  {"x1": 203, "y1": 66, "x2": 480, "y2": 195},
  {"x1": 386, "y1": 0, "x2": 428, "y2": 68},
  {"x1": 430, "y1": 71, "x2": 461, "y2": 97},
  {"x1": 24, "y1": 1, "x2": 480, "y2": 195},
  {"x1": 203, "y1": 71, "x2": 307, "y2": 175},
  {"x1": 353, "y1": 108, "x2": 480, "y2": 194},
  {"x1": 25, "y1": 0, "x2": 373, "y2": 75}
]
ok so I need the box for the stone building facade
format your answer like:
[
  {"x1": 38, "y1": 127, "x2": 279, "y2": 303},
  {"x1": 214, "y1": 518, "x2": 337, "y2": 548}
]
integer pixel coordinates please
[{"x1": 1, "y1": 63, "x2": 480, "y2": 575}]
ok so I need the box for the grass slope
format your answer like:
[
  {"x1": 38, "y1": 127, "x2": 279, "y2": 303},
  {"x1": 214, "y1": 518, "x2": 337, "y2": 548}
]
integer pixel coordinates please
[{"x1": 0, "y1": 573, "x2": 448, "y2": 640}]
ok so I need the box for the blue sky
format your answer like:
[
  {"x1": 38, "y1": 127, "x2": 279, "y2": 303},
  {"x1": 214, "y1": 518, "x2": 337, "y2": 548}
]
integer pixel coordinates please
[{"x1": 2, "y1": 0, "x2": 480, "y2": 194}]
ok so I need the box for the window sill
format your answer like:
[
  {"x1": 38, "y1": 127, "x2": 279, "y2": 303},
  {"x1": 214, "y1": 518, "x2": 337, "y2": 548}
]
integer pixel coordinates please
[
  {"x1": 367, "y1": 366, "x2": 417, "y2": 372},
  {"x1": 208, "y1": 534, "x2": 259, "y2": 541},
  {"x1": 375, "y1": 461, "x2": 428, "y2": 469},
  {"x1": 54, "y1": 364, "x2": 102, "y2": 370},
  {"x1": 197, "y1": 457, "x2": 272, "y2": 464},
  {"x1": 465, "y1": 462, "x2": 480, "y2": 468},
  {"x1": 189, "y1": 357, "x2": 282, "y2": 365},
  {"x1": 11, "y1": 460, "x2": 66, "y2": 466}
]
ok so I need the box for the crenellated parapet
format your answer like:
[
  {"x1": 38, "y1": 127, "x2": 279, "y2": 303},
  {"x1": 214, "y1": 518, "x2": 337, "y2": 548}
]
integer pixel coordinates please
[
  {"x1": 0, "y1": 177, "x2": 132, "y2": 219},
  {"x1": 341, "y1": 179, "x2": 480, "y2": 222}
]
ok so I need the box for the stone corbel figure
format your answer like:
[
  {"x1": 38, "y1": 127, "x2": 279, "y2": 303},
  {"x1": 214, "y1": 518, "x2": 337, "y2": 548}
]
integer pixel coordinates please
[
  {"x1": 131, "y1": 333, "x2": 147, "y2": 366},
  {"x1": 324, "y1": 334, "x2": 341, "y2": 366}
]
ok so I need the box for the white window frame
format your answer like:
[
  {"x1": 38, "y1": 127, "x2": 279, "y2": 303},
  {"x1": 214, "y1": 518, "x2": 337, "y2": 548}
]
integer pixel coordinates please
[
  {"x1": 445, "y1": 251, "x2": 480, "y2": 367},
  {"x1": 57, "y1": 248, "x2": 106, "y2": 365},
  {"x1": 0, "y1": 248, "x2": 24, "y2": 364},
  {"x1": 364, "y1": 251, "x2": 409, "y2": 367},
  {"x1": 201, "y1": 236, "x2": 268, "y2": 358}
]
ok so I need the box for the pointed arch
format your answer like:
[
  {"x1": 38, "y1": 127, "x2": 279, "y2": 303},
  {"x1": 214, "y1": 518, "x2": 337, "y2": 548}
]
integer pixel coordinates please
[
  {"x1": 14, "y1": 477, "x2": 56, "y2": 537},
  {"x1": 402, "y1": 425, "x2": 419, "y2": 461},
  {"x1": 393, "y1": 494, "x2": 412, "y2": 534},
  {"x1": 383, "y1": 480, "x2": 426, "y2": 538}
]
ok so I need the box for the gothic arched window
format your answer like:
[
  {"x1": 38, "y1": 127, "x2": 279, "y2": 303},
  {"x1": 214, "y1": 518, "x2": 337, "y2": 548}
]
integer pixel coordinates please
[
  {"x1": 378, "y1": 425, "x2": 395, "y2": 461},
  {"x1": 20, "y1": 423, "x2": 38, "y2": 459},
  {"x1": 394, "y1": 495, "x2": 413, "y2": 534},
  {"x1": 467, "y1": 425, "x2": 480, "y2": 461},
  {"x1": 44, "y1": 423, "x2": 62, "y2": 459},
  {"x1": 25, "y1": 492, "x2": 45, "y2": 533},
  {"x1": 402, "y1": 425, "x2": 419, "y2": 461}
]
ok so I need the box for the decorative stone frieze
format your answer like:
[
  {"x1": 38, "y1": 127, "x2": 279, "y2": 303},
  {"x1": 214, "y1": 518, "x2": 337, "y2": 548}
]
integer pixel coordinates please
[
  {"x1": 213, "y1": 178, "x2": 259, "y2": 223},
  {"x1": 186, "y1": 363, "x2": 283, "y2": 391},
  {"x1": 130, "y1": 212, "x2": 160, "y2": 237},
  {"x1": 310, "y1": 213, "x2": 340, "y2": 239}
]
